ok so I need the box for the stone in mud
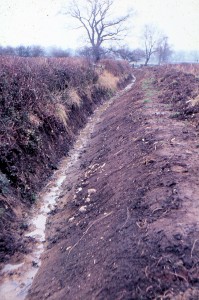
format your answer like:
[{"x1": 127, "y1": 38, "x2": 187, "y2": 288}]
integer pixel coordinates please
[
  {"x1": 88, "y1": 188, "x2": 96, "y2": 195},
  {"x1": 79, "y1": 206, "x2": 87, "y2": 212}
]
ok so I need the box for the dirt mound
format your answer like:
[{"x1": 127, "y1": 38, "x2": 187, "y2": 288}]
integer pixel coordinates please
[{"x1": 154, "y1": 67, "x2": 199, "y2": 120}]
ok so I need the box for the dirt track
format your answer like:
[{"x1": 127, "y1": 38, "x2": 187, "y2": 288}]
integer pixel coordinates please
[{"x1": 27, "y1": 68, "x2": 199, "y2": 299}]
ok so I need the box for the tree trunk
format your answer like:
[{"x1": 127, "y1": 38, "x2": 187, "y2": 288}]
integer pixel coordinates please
[
  {"x1": 144, "y1": 57, "x2": 150, "y2": 66},
  {"x1": 93, "y1": 46, "x2": 101, "y2": 62}
]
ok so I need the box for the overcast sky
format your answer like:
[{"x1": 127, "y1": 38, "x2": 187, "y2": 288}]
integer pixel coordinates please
[{"x1": 0, "y1": 0, "x2": 199, "y2": 51}]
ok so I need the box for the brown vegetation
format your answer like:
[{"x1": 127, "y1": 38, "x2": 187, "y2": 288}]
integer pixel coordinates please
[{"x1": 164, "y1": 63, "x2": 199, "y2": 77}]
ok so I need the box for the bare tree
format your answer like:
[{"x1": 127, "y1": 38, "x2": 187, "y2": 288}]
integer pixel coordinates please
[
  {"x1": 77, "y1": 46, "x2": 107, "y2": 61},
  {"x1": 110, "y1": 47, "x2": 145, "y2": 62},
  {"x1": 67, "y1": 0, "x2": 131, "y2": 62},
  {"x1": 156, "y1": 37, "x2": 172, "y2": 65},
  {"x1": 0, "y1": 46, "x2": 16, "y2": 56},
  {"x1": 142, "y1": 25, "x2": 159, "y2": 66},
  {"x1": 131, "y1": 48, "x2": 145, "y2": 63},
  {"x1": 111, "y1": 46, "x2": 135, "y2": 62},
  {"x1": 15, "y1": 46, "x2": 32, "y2": 57},
  {"x1": 30, "y1": 45, "x2": 45, "y2": 57},
  {"x1": 0, "y1": 45, "x2": 46, "y2": 57}
]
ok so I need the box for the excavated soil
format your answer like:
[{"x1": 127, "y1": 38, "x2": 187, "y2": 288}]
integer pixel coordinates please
[{"x1": 25, "y1": 67, "x2": 199, "y2": 299}]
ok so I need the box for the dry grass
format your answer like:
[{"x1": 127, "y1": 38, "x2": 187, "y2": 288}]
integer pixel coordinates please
[
  {"x1": 100, "y1": 59, "x2": 132, "y2": 77},
  {"x1": 168, "y1": 63, "x2": 199, "y2": 76},
  {"x1": 67, "y1": 88, "x2": 82, "y2": 108},
  {"x1": 83, "y1": 86, "x2": 93, "y2": 102},
  {"x1": 28, "y1": 113, "x2": 42, "y2": 127},
  {"x1": 190, "y1": 94, "x2": 199, "y2": 106},
  {"x1": 98, "y1": 70, "x2": 119, "y2": 91},
  {"x1": 55, "y1": 103, "x2": 69, "y2": 128}
]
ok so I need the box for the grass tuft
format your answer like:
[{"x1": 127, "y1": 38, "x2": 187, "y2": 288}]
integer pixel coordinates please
[
  {"x1": 67, "y1": 88, "x2": 82, "y2": 108},
  {"x1": 97, "y1": 70, "x2": 119, "y2": 91}
]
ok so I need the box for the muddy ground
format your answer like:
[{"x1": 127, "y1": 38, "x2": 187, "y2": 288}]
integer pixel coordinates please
[{"x1": 27, "y1": 67, "x2": 199, "y2": 299}]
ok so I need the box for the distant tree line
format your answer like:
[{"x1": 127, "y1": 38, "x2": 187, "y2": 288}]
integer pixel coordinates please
[
  {"x1": 1, "y1": 43, "x2": 197, "y2": 65},
  {"x1": 0, "y1": 45, "x2": 71, "y2": 57},
  {"x1": 0, "y1": 43, "x2": 172, "y2": 65}
]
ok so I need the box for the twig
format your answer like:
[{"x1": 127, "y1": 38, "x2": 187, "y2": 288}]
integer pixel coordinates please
[
  {"x1": 67, "y1": 211, "x2": 113, "y2": 259},
  {"x1": 191, "y1": 239, "x2": 199, "y2": 258},
  {"x1": 154, "y1": 290, "x2": 174, "y2": 300},
  {"x1": 120, "y1": 207, "x2": 130, "y2": 229},
  {"x1": 145, "y1": 266, "x2": 149, "y2": 278},
  {"x1": 156, "y1": 257, "x2": 163, "y2": 266},
  {"x1": 168, "y1": 271, "x2": 188, "y2": 282},
  {"x1": 146, "y1": 285, "x2": 153, "y2": 293},
  {"x1": 152, "y1": 207, "x2": 164, "y2": 214},
  {"x1": 114, "y1": 149, "x2": 122, "y2": 156}
]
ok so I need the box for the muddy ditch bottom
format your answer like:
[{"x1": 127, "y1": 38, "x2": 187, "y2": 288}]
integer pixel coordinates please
[{"x1": 0, "y1": 80, "x2": 135, "y2": 300}]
